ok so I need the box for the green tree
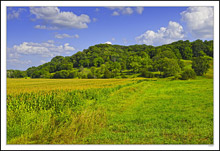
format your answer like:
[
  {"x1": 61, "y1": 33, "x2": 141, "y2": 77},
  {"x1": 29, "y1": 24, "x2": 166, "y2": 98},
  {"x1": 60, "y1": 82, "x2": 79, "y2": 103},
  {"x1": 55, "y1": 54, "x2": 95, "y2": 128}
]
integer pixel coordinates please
[
  {"x1": 68, "y1": 70, "x2": 78, "y2": 78},
  {"x1": 53, "y1": 70, "x2": 69, "y2": 78},
  {"x1": 192, "y1": 39, "x2": 206, "y2": 57},
  {"x1": 159, "y1": 58, "x2": 181, "y2": 77},
  {"x1": 180, "y1": 68, "x2": 196, "y2": 80},
  {"x1": 192, "y1": 56, "x2": 211, "y2": 76},
  {"x1": 183, "y1": 47, "x2": 193, "y2": 60},
  {"x1": 130, "y1": 61, "x2": 141, "y2": 73},
  {"x1": 51, "y1": 56, "x2": 64, "y2": 63},
  {"x1": 103, "y1": 69, "x2": 111, "y2": 78},
  {"x1": 87, "y1": 72, "x2": 94, "y2": 79}
]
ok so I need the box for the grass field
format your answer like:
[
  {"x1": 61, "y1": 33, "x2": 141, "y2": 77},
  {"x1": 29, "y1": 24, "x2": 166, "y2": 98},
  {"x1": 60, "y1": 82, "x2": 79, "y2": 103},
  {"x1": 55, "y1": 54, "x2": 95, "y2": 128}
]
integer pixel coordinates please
[
  {"x1": 7, "y1": 78, "x2": 137, "y2": 95},
  {"x1": 6, "y1": 73, "x2": 213, "y2": 144}
]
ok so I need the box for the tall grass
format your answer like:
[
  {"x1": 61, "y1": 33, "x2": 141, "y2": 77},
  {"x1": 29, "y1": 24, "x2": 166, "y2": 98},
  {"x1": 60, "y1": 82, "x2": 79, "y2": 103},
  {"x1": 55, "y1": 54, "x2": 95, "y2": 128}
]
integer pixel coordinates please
[{"x1": 7, "y1": 82, "x2": 135, "y2": 144}]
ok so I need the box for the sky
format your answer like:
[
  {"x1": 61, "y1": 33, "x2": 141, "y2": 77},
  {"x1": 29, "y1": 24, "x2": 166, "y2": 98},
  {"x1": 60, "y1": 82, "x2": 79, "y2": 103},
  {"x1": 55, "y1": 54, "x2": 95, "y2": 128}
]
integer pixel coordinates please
[{"x1": 6, "y1": 6, "x2": 214, "y2": 70}]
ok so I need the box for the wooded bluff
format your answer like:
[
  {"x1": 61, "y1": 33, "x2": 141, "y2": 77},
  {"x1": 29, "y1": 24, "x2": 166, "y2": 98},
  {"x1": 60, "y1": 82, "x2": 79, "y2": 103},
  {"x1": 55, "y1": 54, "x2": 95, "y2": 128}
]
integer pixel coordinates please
[{"x1": 7, "y1": 39, "x2": 213, "y2": 79}]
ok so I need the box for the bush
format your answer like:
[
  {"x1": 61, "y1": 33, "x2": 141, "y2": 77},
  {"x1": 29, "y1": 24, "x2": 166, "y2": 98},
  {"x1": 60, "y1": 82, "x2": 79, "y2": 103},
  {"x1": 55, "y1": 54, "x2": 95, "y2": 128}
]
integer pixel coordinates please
[
  {"x1": 53, "y1": 70, "x2": 69, "y2": 78},
  {"x1": 87, "y1": 72, "x2": 94, "y2": 79},
  {"x1": 121, "y1": 73, "x2": 127, "y2": 78},
  {"x1": 68, "y1": 71, "x2": 77, "y2": 78},
  {"x1": 180, "y1": 69, "x2": 196, "y2": 80},
  {"x1": 103, "y1": 69, "x2": 111, "y2": 78},
  {"x1": 141, "y1": 71, "x2": 154, "y2": 78}
]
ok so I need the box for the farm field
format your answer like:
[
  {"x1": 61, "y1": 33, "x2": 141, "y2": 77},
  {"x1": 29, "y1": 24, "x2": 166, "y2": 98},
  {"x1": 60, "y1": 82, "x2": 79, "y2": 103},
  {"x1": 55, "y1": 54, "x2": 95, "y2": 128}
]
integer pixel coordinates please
[
  {"x1": 7, "y1": 76, "x2": 213, "y2": 144},
  {"x1": 7, "y1": 78, "x2": 137, "y2": 95}
]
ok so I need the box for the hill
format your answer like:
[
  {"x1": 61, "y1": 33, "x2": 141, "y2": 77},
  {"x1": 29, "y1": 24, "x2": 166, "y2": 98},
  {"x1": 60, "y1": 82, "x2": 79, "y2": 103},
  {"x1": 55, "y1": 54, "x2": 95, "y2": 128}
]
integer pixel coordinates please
[{"x1": 7, "y1": 39, "x2": 213, "y2": 79}]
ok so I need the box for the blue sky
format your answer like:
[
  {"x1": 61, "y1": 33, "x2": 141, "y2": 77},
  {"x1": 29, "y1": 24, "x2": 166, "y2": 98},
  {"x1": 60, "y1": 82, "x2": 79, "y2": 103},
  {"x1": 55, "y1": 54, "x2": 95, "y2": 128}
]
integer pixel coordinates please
[{"x1": 7, "y1": 6, "x2": 214, "y2": 70}]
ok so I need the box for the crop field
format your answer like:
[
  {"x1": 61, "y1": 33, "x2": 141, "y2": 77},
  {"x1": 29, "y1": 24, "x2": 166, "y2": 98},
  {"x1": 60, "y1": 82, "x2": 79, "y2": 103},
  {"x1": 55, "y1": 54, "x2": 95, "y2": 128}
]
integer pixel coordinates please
[
  {"x1": 7, "y1": 78, "x2": 137, "y2": 95},
  {"x1": 7, "y1": 66, "x2": 213, "y2": 144}
]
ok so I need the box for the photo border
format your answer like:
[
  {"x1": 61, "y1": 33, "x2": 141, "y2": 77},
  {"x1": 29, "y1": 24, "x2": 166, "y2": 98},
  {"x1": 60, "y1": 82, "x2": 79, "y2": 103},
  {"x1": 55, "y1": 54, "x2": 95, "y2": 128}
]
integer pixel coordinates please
[{"x1": 1, "y1": 1, "x2": 219, "y2": 150}]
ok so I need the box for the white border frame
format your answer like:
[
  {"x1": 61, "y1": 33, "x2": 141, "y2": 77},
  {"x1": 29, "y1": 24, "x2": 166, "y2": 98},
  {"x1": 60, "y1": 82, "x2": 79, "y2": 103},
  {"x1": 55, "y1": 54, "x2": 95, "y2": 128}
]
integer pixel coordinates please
[{"x1": 1, "y1": 1, "x2": 219, "y2": 150}]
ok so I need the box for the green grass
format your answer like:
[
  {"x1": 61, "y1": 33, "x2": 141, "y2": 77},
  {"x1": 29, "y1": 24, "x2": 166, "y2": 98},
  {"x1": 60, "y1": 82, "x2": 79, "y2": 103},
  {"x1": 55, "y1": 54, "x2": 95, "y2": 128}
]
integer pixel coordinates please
[
  {"x1": 7, "y1": 76, "x2": 213, "y2": 144},
  {"x1": 89, "y1": 78, "x2": 213, "y2": 144},
  {"x1": 181, "y1": 59, "x2": 192, "y2": 69}
]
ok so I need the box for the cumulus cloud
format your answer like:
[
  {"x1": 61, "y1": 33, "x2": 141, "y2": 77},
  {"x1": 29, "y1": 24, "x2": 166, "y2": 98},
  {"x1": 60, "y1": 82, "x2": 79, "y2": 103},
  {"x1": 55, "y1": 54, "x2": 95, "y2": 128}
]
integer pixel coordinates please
[
  {"x1": 108, "y1": 7, "x2": 143, "y2": 16},
  {"x1": 55, "y1": 33, "x2": 79, "y2": 39},
  {"x1": 181, "y1": 6, "x2": 214, "y2": 39},
  {"x1": 7, "y1": 8, "x2": 26, "y2": 20},
  {"x1": 136, "y1": 21, "x2": 185, "y2": 46},
  {"x1": 11, "y1": 41, "x2": 75, "y2": 58},
  {"x1": 105, "y1": 41, "x2": 112, "y2": 45},
  {"x1": 30, "y1": 7, "x2": 91, "y2": 29},
  {"x1": 64, "y1": 43, "x2": 75, "y2": 51}
]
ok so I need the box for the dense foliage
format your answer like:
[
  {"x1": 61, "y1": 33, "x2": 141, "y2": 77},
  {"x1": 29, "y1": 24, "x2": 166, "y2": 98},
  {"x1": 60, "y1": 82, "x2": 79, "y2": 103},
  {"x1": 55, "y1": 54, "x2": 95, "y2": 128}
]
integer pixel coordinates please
[
  {"x1": 180, "y1": 68, "x2": 196, "y2": 80},
  {"x1": 7, "y1": 39, "x2": 213, "y2": 79},
  {"x1": 192, "y1": 56, "x2": 211, "y2": 76}
]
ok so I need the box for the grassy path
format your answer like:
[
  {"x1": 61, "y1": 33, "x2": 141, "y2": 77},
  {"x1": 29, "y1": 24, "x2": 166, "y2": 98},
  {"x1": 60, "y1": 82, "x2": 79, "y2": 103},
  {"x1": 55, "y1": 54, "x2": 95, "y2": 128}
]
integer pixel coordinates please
[{"x1": 85, "y1": 79, "x2": 213, "y2": 144}]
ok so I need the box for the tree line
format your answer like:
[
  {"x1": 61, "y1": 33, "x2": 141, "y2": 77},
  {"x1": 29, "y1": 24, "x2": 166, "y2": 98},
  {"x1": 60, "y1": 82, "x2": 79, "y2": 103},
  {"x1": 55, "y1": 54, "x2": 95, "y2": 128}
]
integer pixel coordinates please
[{"x1": 7, "y1": 39, "x2": 213, "y2": 80}]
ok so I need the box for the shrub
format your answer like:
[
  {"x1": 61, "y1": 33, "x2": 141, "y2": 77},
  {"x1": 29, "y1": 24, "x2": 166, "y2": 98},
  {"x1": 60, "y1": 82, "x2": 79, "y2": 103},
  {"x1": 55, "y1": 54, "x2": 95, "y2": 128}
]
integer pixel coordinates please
[
  {"x1": 87, "y1": 72, "x2": 94, "y2": 79},
  {"x1": 68, "y1": 71, "x2": 78, "y2": 78},
  {"x1": 141, "y1": 71, "x2": 154, "y2": 78},
  {"x1": 82, "y1": 74, "x2": 88, "y2": 79},
  {"x1": 103, "y1": 69, "x2": 111, "y2": 78},
  {"x1": 180, "y1": 69, "x2": 196, "y2": 80},
  {"x1": 121, "y1": 73, "x2": 127, "y2": 78}
]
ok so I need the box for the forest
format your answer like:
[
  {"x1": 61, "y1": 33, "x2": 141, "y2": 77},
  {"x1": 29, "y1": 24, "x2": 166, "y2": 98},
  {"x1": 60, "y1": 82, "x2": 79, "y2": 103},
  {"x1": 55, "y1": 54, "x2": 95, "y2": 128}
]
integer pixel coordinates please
[{"x1": 7, "y1": 39, "x2": 213, "y2": 80}]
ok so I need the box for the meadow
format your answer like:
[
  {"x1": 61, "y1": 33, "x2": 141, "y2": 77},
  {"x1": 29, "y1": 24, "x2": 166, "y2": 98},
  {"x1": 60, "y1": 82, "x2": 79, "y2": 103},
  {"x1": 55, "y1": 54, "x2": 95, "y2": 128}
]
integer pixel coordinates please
[{"x1": 7, "y1": 72, "x2": 213, "y2": 144}]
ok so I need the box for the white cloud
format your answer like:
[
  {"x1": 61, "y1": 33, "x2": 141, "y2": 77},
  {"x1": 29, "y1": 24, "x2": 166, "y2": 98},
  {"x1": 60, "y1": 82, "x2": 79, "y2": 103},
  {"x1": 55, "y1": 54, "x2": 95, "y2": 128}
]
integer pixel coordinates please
[
  {"x1": 93, "y1": 18, "x2": 97, "y2": 22},
  {"x1": 40, "y1": 60, "x2": 47, "y2": 64},
  {"x1": 30, "y1": 7, "x2": 91, "y2": 29},
  {"x1": 112, "y1": 38, "x2": 116, "y2": 41},
  {"x1": 181, "y1": 6, "x2": 214, "y2": 39},
  {"x1": 55, "y1": 33, "x2": 72, "y2": 39},
  {"x1": 121, "y1": 7, "x2": 133, "y2": 15},
  {"x1": 47, "y1": 40, "x2": 54, "y2": 43},
  {"x1": 7, "y1": 47, "x2": 20, "y2": 59},
  {"x1": 108, "y1": 7, "x2": 143, "y2": 16},
  {"x1": 136, "y1": 7, "x2": 144, "y2": 14},
  {"x1": 105, "y1": 41, "x2": 112, "y2": 45},
  {"x1": 112, "y1": 11, "x2": 120, "y2": 16},
  {"x1": 34, "y1": 25, "x2": 46, "y2": 29},
  {"x1": 74, "y1": 34, "x2": 79, "y2": 38},
  {"x1": 7, "y1": 8, "x2": 26, "y2": 20},
  {"x1": 55, "y1": 33, "x2": 79, "y2": 39},
  {"x1": 136, "y1": 21, "x2": 185, "y2": 46},
  {"x1": 34, "y1": 25, "x2": 58, "y2": 30},
  {"x1": 95, "y1": 8, "x2": 100, "y2": 12},
  {"x1": 8, "y1": 53, "x2": 20, "y2": 58},
  {"x1": 7, "y1": 59, "x2": 32, "y2": 65},
  {"x1": 11, "y1": 41, "x2": 75, "y2": 58},
  {"x1": 64, "y1": 43, "x2": 75, "y2": 51}
]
